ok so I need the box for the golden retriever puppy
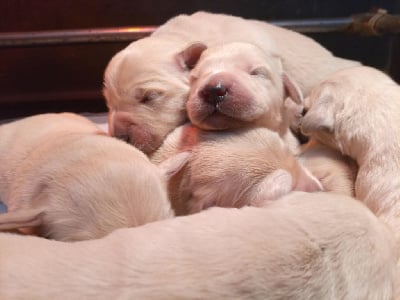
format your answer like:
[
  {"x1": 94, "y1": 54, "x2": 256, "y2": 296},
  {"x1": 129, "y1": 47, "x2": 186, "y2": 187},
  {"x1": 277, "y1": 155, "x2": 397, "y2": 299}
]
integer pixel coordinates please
[
  {"x1": 103, "y1": 11, "x2": 360, "y2": 155},
  {"x1": 0, "y1": 192, "x2": 396, "y2": 300},
  {"x1": 0, "y1": 113, "x2": 188, "y2": 241},
  {"x1": 151, "y1": 124, "x2": 322, "y2": 215},
  {"x1": 300, "y1": 66, "x2": 400, "y2": 252},
  {"x1": 186, "y1": 42, "x2": 302, "y2": 153},
  {"x1": 298, "y1": 139, "x2": 357, "y2": 196}
]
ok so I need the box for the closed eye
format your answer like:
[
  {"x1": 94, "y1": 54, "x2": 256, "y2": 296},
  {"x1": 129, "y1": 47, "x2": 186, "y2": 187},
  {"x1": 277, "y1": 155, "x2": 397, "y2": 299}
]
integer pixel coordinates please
[
  {"x1": 250, "y1": 66, "x2": 271, "y2": 79},
  {"x1": 135, "y1": 88, "x2": 163, "y2": 104}
]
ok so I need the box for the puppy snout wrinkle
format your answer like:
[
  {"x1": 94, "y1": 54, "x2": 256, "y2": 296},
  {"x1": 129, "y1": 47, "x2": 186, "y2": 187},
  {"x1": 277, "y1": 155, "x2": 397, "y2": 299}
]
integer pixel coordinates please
[
  {"x1": 200, "y1": 82, "x2": 228, "y2": 105},
  {"x1": 112, "y1": 114, "x2": 133, "y2": 144}
]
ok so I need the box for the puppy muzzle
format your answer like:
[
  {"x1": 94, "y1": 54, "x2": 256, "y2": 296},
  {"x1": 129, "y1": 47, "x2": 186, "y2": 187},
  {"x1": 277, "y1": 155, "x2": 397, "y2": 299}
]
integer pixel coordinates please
[{"x1": 200, "y1": 81, "x2": 228, "y2": 107}]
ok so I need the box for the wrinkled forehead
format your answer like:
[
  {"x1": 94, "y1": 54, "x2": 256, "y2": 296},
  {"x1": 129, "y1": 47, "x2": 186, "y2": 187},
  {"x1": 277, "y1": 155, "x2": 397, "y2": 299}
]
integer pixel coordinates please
[
  {"x1": 195, "y1": 43, "x2": 281, "y2": 74},
  {"x1": 105, "y1": 41, "x2": 183, "y2": 97},
  {"x1": 121, "y1": 49, "x2": 179, "y2": 84}
]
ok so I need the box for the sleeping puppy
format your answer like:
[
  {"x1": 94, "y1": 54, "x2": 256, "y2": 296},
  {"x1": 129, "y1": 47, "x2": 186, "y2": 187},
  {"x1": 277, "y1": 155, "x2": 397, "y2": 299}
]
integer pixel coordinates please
[
  {"x1": 186, "y1": 42, "x2": 303, "y2": 152},
  {"x1": 0, "y1": 113, "x2": 188, "y2": 241},
  {"x1": 151, "y1": 124, "x2": 322, "y2": 215},
  {"x1": 104, "y1": 37, "x2": 191, "y2": 155},
  {"x1": 103, "y1": 11, "x2": 360, "y2": 155},
  {"x1": 300, "y1": 66, "x2": 400, "y2": 252},
  {"x1": 0, "y1": 192, "x2": 396, "y2": 300},
  {"x1": 298, "y1": 139, "x2": 358, "y2": 196}
]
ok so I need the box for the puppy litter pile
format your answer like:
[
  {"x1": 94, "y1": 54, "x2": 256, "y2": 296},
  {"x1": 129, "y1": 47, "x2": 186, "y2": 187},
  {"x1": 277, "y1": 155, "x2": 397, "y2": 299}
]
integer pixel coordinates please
[{"x1": 0, "y1": 11, "x2": 398, "y2": 300}]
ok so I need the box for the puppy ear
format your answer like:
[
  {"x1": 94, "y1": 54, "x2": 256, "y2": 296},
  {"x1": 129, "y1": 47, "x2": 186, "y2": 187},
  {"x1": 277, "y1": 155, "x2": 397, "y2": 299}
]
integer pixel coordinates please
[
  {"x1": 300, "y1": 95, "x2": 335, "y2": 136},
  {"x1": 176, "y1": 42, "x2": 207, "y2": 70},
  {"x1": 158, "y1": 151, "x2": 191, "y2": 181},
  {"x1": 294, "y1": 165, "x2": 324, "y2": 192},
  {"x1": 282, "y1": 73, "x2": 303, "y2": 105},
  {"x1": 0, "y1": 207, "x2": 45, "y2": 231},
  {"x1": 251, "y1": 169, "x2": 293, "y2": 206}
]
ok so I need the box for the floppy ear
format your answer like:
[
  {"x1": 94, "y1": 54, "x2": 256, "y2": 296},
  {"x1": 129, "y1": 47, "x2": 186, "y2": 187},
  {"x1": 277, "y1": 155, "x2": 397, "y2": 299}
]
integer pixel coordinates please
[
  {"x1": 158, "y1": 151, "x2": 191, "y2": 181},
  {"x1": 282, "y1": 73, "x2": 304, "y2": 105},
  {"x1": 176, "y1": 42, "x2": 208, "y2": 70},
  {"x1": 0, "y1": 207, "x2": 45, "y2": 231},
  {"x1": 294, "y1": 165, "x2": 324, "y2": 192},
  {"x1": 251, "y1": 167, "x2": 323, "y2": 207},
  {"x1": 251, "y1": 169, "x2": 293, "y2": 206},
  {"x1": 300, "y1": 95, "x2": 335, "y2": 136}
]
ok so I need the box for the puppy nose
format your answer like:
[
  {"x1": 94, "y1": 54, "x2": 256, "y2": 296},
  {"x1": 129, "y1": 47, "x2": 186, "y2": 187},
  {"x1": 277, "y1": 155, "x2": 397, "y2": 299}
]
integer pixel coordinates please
[{"x1": 200, "y1": 82, "x2": 228, "y2": 105}]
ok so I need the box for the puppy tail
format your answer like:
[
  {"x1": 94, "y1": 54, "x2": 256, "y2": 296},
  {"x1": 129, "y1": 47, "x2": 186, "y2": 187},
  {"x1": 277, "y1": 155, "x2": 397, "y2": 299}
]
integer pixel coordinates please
[{"x1": 0, "y1": 207, "x2": 45, "y2": 232}]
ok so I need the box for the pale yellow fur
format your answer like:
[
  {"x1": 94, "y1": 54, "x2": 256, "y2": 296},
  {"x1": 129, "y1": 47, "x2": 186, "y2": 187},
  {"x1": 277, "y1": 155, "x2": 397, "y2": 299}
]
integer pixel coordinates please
[
  {"x1": 0, "y1": 192, "x2": 396, "y2": 299},
  {"x1": 0, "y1": 113, "x2": 187, "y2": 241},
  {"x1": 301, "y1": 66, "x2": 400, "y2": 258},
  {"x1": 103, "y1": 11, "x2": 360, "y2": 154},
  {"x1": 298, "y1": 139, "x2": 358, "y2": 196},
  {"x1": 151, "y1": 124, "x2": 321, "y2": 215}
]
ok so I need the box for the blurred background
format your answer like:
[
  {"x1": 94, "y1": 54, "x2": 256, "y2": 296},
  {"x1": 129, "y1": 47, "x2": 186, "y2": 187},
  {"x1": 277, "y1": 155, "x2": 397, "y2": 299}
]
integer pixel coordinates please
[{"x1": 0, "y1": 0, "x2": 399, "y2": 118}]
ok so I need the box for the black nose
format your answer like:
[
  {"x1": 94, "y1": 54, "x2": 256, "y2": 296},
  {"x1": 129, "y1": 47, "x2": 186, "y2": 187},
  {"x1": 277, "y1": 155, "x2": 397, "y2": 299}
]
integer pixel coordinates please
[{"x1": 200, "y1": 82, "x2": 228, "y2": 105}]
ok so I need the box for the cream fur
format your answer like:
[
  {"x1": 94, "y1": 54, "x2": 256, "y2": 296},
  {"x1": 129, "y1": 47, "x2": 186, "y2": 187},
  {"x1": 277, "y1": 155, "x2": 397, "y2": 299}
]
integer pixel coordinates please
[
  {"x1": 0, "y1": 192, "x2": 396, "y2": 300},
  {"x1": 301, "y1": 66, "x2": 400, "y2": 255},
  {"x1": 0, "y1": 113, "x2": 187, "y2": 241},
  {"x1": 186, "y1": 41, "x2": 302, "y2": 152},
  {"x1": 151, "y1": 124, "x2": 322, "y2": 215},
  {"x1": 298, "y1": 139, "x2": 358, "y2": 196},
  {"x1": 103, "y1": 11, "x2": 360, "y2": 155}
]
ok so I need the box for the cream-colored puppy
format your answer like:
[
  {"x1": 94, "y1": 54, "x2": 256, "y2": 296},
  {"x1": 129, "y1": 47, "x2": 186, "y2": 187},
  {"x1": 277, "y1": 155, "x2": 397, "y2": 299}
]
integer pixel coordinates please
[
  {"x1": 0, "y1": 113, "x2": 188, "y2": 241},
  {"x1": 103, "y1": 11, "x2": 360, "y2": 155},
  {"x1": 298, "y1": 139, "x2": 358, "y2": 196},
  {"x1": 187, "y1": 42, "x2": 302, "y2": 152},
  {"x1": 301, "y1": 66, "x2": 400, "y2": 251},
  {"x1": 0, "y1": 192, "x2": 396, "y2": 300},
  {"x1": 151, "y1": 124, "x2": 322, "y2": 215}
]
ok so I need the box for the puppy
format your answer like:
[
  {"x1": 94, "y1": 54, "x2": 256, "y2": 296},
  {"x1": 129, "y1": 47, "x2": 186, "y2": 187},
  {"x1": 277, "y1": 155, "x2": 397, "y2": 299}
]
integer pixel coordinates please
[
  {"x1": 298, "y1": 139, "x2": 358, "y2": 196},
  {"x1": 300, "y1": 66, "x2": 400, "y2": 252},
  {"x1": 103, "y1": 11, "x2": 360, "y2": 155},
  {"x1": 0, "y1": 113, "x2": 188, "y2": 241},
  {"x1": 151, "y1": 124, "x2": 322, "y2": 215},
  {"x1": 187, "y1": 42, "x2": 303, "y2": 152},
  {"x1": 0, "y1": 192, "x2": 396, "y2": 300}
]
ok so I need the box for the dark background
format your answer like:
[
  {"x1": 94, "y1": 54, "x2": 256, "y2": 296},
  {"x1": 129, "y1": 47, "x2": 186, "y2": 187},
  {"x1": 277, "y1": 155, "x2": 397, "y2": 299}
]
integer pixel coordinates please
[{"x1": 0, "y1": 0, "x2": 399, "y2": 118}]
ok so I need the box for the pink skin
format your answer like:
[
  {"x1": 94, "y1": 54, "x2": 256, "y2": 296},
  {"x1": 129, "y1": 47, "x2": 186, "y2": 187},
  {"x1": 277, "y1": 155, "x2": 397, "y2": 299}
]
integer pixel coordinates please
[
  {"x1": 188, "y1": 72, "x2": 269, "y2": 130},
  {"x1": 110, "y1": 111, "x2": 155, "y2": 154}
]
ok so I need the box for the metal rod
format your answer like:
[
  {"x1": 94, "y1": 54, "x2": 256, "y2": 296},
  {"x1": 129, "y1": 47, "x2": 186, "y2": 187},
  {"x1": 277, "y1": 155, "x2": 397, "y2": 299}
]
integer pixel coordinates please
[
  {"x1": 0, "y1": 12, "x2": 399, "y2": 48},
  {"x1": 0, "y1": 26, "x2": 157, "y2": 48},
  {"x1": 272, "y1": 17, "x2": 352, "y2": 33}
]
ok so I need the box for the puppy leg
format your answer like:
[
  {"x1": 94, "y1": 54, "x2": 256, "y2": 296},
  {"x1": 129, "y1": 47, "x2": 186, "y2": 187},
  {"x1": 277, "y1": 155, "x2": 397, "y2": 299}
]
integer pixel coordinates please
[{"x1": 0, "y1": 208, "x2": 44, "y2": 232}]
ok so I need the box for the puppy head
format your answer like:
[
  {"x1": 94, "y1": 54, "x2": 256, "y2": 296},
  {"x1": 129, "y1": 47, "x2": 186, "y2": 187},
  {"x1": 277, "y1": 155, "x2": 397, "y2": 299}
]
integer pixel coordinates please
[
  {"x1": 302, "y1": 66, "x2": 400, "y2": 160},
  {"x1": 300, "y1": 82, "x2": 341, "y2": 151},
  {"x1": 186, "y1": 42, "x2": 303, "y2": 133},
  {"x1": 103, "y1": 38, "x2": 202, "y2": 155}
]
